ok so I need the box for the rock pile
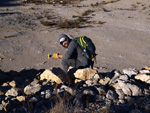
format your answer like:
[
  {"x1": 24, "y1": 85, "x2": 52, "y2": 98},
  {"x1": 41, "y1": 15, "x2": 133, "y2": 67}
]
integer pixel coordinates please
[{"x1": 0, "y1": 67, "x2": 150, "y2": 112}]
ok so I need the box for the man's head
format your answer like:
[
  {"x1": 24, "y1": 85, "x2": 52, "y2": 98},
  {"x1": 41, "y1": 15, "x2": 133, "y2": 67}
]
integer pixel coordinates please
[{"x1": 59, "y1": 34, "x2": 70, "y2": 48}]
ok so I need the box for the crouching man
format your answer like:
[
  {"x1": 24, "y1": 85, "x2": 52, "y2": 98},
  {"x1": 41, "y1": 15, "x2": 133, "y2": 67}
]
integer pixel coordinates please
[{"x1": 50, "y1": 34, "x2": 93, "y2": 73}]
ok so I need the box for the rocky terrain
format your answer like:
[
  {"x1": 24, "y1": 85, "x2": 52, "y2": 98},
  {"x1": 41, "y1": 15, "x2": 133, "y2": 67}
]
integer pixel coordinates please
[
  {"x1": 0, "y1": 0, "x2": 150, "y2": 112},
  {"x1": 1, "y1": 66, "x2": 150, "y2": 113}
]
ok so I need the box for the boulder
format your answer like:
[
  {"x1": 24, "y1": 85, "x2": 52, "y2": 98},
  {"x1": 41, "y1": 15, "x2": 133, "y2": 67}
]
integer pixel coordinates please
[
  {"x1": 117, "y1": 80, "x2": 142, "y2": 96},
  {"x1": 119, "y1": 74, "x2": 129, "y2": 81},
  {"x1": 99, "y1": 77, "x2": 110, "y2": 85},
  {"x1": 139, "y1": 70, "x2": 150, "y2": 74},
  {"x1": 60, "y1": 85, "x2": 76, "y2": 96},
  {"x1": 106, "y1": 90, "x2": 117, "y2": 100},
  {"x1": 5, "y1": 88, "x2": 20, "y2": 97},
  {"x1": 94, "y1": 85, "x2": 106, "y2": 95},
  {"x1": 135, "y1": 74, "x2": 150, "y2": 84},
  {"x1": 41, "y1": 90, "x2": 52, "y2": 99},
  {"x1": 74, "y1": 68, "x2": 97, "y2": 80},
  {"x1": 123, "y1": 68, "x2": 138, "y2": 77},
  {"x1": 24, "y1": 84, "x2": 41, "y2": 95},
  {"x1": 40, "y1": 69, "x2": 63, "y2": 84},
  {"x1": 116, "y1": 89, "x2": 125, "y2": 99},
  {"x1": 9, "y1": 80, "x2": 16, "y2": 87},
  {"x1": 16, "y1": 96, "x2": 25, "y2": 102}
]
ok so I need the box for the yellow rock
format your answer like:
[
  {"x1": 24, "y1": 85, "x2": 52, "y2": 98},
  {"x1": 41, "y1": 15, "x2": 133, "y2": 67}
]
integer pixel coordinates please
[
  {"x1": 74, "y1": 68, "x2": 97, "y2": 80},
  {"x1": 144, "y1": 66, "x2": 150, "y2": 70},
  {"x1": 16, "y1": 96, "x2": 25, "y2": 102},
  {"x1": 94, "y1": 74, "x2": 100, "y2": 79},
  {"x1": 40, "y1": 69, "x2": 62, "y2": 84},
  {"x1": 9, "y1": 81, "x2": 16, "y2": 87},
  {"x1": 99, "y1": 79, "x2": 104, "y2": 84},
  {"x1": 135, "y1": 74, "x2": 150, "y2": 83}
]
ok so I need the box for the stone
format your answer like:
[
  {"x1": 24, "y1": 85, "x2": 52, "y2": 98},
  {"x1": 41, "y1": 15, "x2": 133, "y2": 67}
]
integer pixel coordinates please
[
  {"x1": 116, "y1": 89, "x2": 125, "y2": 99},
  {"x1": 24, "y1": 84, "x2": 41, "y2": 95},
  {"x1": 109, "y1": 71, "x2": 121, "y2": 85},
  {"x1": 40, "y1": 69, "x2": 62, "y2": 84},
  {"x1": 123, "y1": 68, "x2": 138, "y2": 77},
  {"x1": 0, "y1": 90, "x2": 4, "y2": 96},
  {"x1": 99, "y1": 77, "x2": 110, "y2": 85},
  {"x1": 135, "y1": 74, "x2": 150, "y2": 84},
  {"x1": 117, "y1": 79, "x2": 142, "y2": 96},
  {"x1": 74, "y1": 68, "x2": 97, "y2": 80},
  {"x1": 9, "y1": 80, "x2": 16, "y2": 87},
  {"x1": 139, "y1": 70, "x2": 150, "y2": 74},
  {"x1": 16, "y1": 96, "x2": 25, "y2": 102},
  {"x1": 5, "y1": 88, "x2": 20, "y2": 97},
  {"x1": 106, "y1": 90, "x2": 117, "y2": 100},
  {"x1": 119, "y1": 75, "x2": 129, "y2": 81},
  {"x1": 94, "y1": 85, "x2": 106, "y2": 95},
  {"x1": 2, "y1": 82, "x2": 9, "y2": 86},
  {"x1": 83, "y1": 89, "x2": 95, "y2": 95},
  {"x1": 85, "y1": 79, "x2": 98, "y2": 86},
  {"x1": 143, "y1": 66, "x2": 150, "y2": 70},
  {"x1": 29, "y1": 97, "x2": 38, "y2": 103},
  {"x1": 41, "y1": 90, "x2": 51, "y2": 99},
  {"x1": 60, "y1": 85, "x2": 76, "y2": 96},
  {"x1": 30, "y1": 78, "x2": 39, "y2": 86},
  {"x1": 93, "y1": 74, "x2": 101, "y2": 79}
]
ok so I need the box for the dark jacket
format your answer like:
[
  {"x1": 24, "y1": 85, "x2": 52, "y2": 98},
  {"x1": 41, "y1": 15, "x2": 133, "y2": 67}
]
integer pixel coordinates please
[{"x1": 63, "y1": 39, "x2": 89, "y2": 65}]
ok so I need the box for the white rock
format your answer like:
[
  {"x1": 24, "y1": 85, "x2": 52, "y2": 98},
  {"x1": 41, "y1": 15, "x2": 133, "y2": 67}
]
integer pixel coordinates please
[
  {"x1": 135, "y1": 74, "x2": 150, "y2": 84},
  {"x1": 123, "y1": 68, "x2": 138, "y2": 77},
  {"x1": 74, "y1": 68, "x2": 97, "y2": 80},
  {"x1": 117, "y1": 79, "x2": 142, "y2": 96},
  {"x1": 61, "y1": 85, "x2": 76, "y2": 96},
  {"x1": 16, "y1": 96, "x2": 25, "y2": 102},
  {"x1": 40, "y1": 69, "x2": 62, "y2": 84},
  {"x1": 5, "y1": 88, "x2": 19, "y2": 97},
  {"x1": 139, "y1": 70, "x2": 150, "y2": 74},
  {"x1": 24, "y1": 84, "x2": 41, "y2": 95}
]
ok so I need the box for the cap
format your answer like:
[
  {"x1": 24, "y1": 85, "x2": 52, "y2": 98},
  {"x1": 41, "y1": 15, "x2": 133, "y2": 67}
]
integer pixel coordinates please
[{"x1": 59, "y1": 34, "x2": 69, "y2": 43}]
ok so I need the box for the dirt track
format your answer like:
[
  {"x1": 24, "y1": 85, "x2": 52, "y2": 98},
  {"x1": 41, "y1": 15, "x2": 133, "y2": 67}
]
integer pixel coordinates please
[{"x1": 0, "y1": 0, "x2": 150, "y2": 72}]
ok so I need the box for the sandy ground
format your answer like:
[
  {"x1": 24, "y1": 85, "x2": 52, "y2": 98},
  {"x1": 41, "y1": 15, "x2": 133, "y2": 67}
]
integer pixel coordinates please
[{"x1": 0, "y1": 0, "x2": 150, "y2": 73}]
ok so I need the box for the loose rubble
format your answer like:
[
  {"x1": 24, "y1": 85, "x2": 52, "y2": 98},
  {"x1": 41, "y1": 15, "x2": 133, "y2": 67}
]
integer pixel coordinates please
[{"x1": 0, "y1": 66, "x2": 150, "y2": 112}]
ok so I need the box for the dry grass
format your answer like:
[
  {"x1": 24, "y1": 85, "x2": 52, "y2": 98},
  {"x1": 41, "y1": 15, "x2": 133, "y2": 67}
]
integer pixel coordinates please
[{"x1": 57, "y1": 19, "x2": 81, "y2": 29}]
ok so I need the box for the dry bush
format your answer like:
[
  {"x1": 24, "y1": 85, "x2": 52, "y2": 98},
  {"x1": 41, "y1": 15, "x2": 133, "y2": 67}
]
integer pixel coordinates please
[
  {"x1": 40, "y1": 20, "x2": 57, "y2": 26},
  {"x1": 57, "y1": 19, "x2": 81, "y2": 28}
]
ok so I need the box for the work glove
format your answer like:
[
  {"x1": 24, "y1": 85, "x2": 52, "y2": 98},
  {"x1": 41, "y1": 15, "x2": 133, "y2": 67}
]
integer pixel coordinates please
[{"x1": 48, "y1": 53, "x2": 59, "y2": 59}]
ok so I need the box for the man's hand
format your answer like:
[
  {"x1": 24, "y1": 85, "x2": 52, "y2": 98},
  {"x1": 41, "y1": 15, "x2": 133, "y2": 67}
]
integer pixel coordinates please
[
  {"x1": 48, "y1": 53, "x2": 59, "y2": 59},
  {"x1": 58, "y1": 54, "x2": 63, "y2": 59}
]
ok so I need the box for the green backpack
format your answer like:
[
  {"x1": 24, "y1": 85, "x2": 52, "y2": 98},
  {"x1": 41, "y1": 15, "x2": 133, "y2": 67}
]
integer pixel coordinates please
[{"x1": 75, "y1": 36, "x2": 96, "y2": 60}]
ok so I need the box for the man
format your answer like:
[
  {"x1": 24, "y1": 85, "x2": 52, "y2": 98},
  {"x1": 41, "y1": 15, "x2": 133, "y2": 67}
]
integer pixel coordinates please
[{"x1": 53, "y1": 34, "x2": 93, "y2": 73}]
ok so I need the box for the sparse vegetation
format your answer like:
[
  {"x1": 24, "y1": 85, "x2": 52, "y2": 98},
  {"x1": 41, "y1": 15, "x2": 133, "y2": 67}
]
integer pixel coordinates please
[
  {"x1": 57, "y1": 19, "x2": 81, "y2": 28},
  {"x1": 40, "y1": 20, "x2": 56, "y2": 26},
  {"x1": 82, "y1": 10, "x2": 94, "y2": 16},
  {"x1": 103, "y1": 8, "x2": 110, "y2": 12}
]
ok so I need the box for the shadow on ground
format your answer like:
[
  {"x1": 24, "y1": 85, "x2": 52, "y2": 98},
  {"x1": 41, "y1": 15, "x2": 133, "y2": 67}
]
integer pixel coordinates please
[{"x1": 0, "y1": 0, "x2": 22, "y2": 7}]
